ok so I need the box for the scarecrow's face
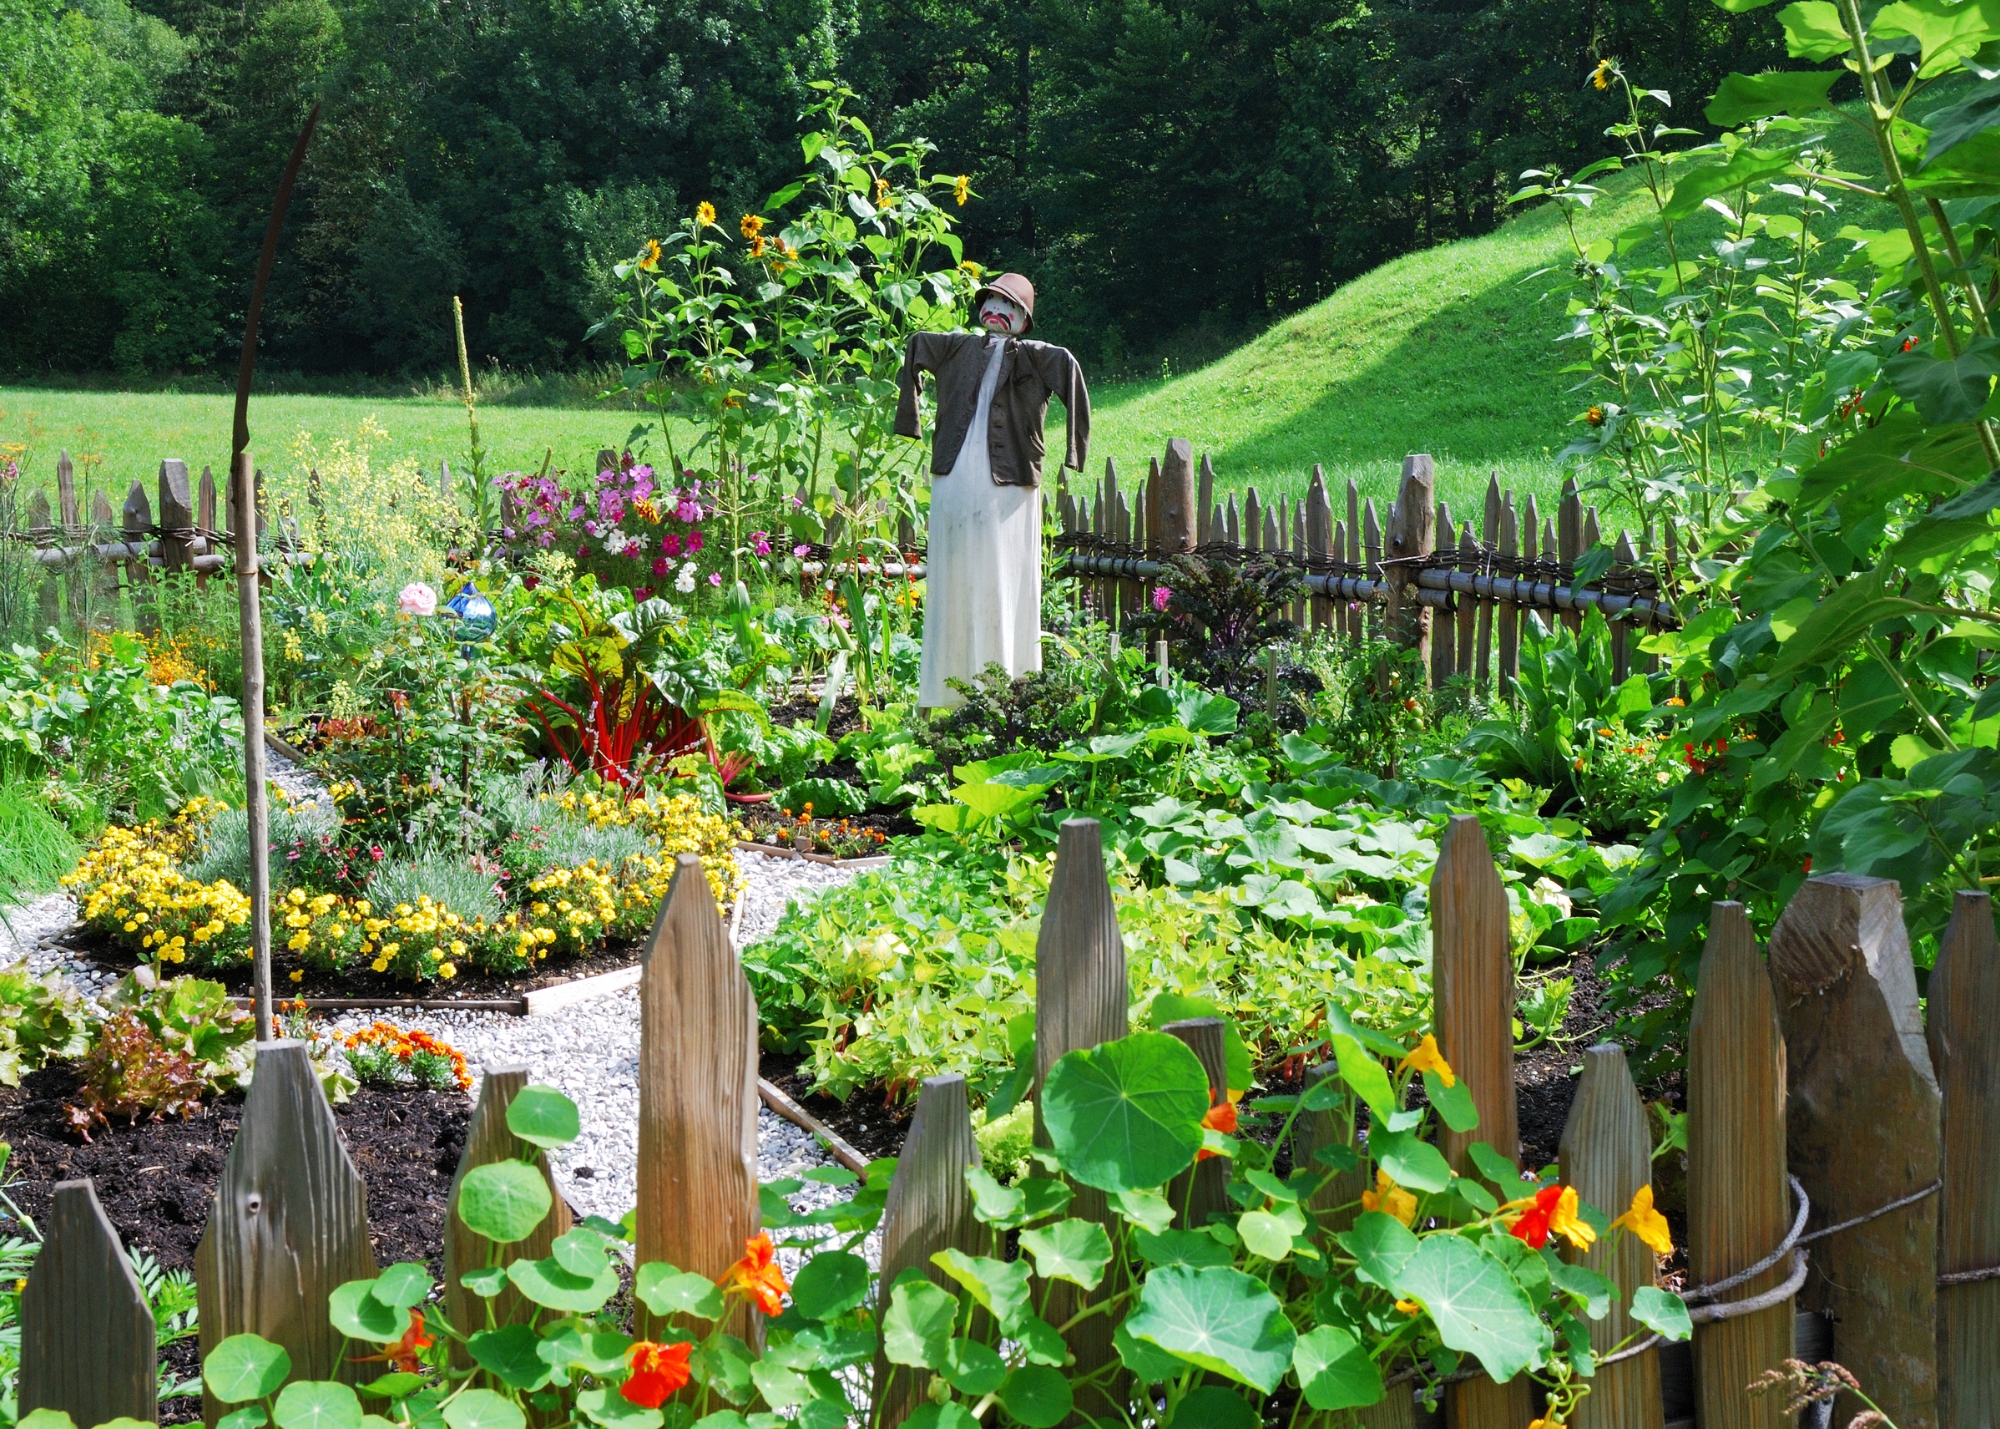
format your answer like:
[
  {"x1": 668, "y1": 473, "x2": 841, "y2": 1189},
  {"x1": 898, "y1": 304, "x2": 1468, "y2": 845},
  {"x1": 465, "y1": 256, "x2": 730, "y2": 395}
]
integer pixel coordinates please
[{"x1": 978, "y1": 294, "x2": 1027, "y2": 335}]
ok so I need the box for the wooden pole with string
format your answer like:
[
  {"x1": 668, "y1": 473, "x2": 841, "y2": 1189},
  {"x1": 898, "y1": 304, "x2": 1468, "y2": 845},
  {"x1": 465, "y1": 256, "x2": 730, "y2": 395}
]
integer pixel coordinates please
[{"x1": 232, "y1": 102, "x2": 320, "y2": 1041}]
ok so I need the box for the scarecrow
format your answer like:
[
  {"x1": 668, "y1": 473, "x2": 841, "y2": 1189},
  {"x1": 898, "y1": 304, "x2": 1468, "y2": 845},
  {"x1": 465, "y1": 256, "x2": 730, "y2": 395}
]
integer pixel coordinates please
[{"x1": 895, "y1": 272, "x2": 1090, "y2": 709}]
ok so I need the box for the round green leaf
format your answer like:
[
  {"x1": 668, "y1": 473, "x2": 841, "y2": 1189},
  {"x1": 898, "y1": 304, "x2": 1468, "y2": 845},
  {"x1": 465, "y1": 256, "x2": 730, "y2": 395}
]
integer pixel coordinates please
[
  {"x1": 218, "y1": 1408, "x2": 269, "y2": 1429},
  {"x1": 507, "y1": 1255, "x2": 619, "y2": 1314},
  {"x1": 1018, "y1": 1218, "x2": 1112, "y2": 1290},
  {"x1": 272, "y1": 1381, "x2": 363, "y2": 1429},
  {"x1": 357, "y1": 1374, "x2": 423, "y2": 1399},
  {"x1": 1114, "y1": 1321, "x2": 1186, "y2": 1384},
  {"x1": 930, "y1": 1249, "x2": 1031, "y2": 1332},
  {"x1": 1168, "y1": 1386, "x2": 1257, "y2": 1429},
  {"x1": 204, "y1": 1334, "x2": 293, "y2": 1403},
  {"x1": 1125, "y1": 1265, "x2": 1298, "y2": 1395},
  {"x1": 940, "y1": 1337, "x2": 1005, "y2": 1396},
  {"x1": 441, "y1": 1389, "x2": 526, "y2": 1429},
  {"x1": 633, "y1": 1263, "x2": 724, "y2": 1319},
  {"x1": 468, "y1": 1324, "x2": 552, "y2": 1390},
  {"x1": 882, "y1": 1277, "x2": 957, "y2": 1368},
  {"x1": 458, "y1": 1161, "x2": 553, "y2": 1244},
  {"x1": 329, "y1": 1281, "x2": 405, "y2": 1343},
  {"x1": 371, "y1": 1263, "x2": 432, "y2": 1310},
  {"x1": 549, "y1": 1227, "x2": 610, "y2": 1279},
  {"x1": 575, "y1": 1387, "x2": 663, "y2": 1429},
  {"x1": 1040, "y1": 1032, "x2": 1208, "y2": 1192},
  {"x1": 1631, "y1": 1286, "x2": 1694, "y2": 1341},
  {"x1": 1395, "y1": 1235, "x2": 1552, "y2": 1382},
  {"x1": 506, "y1": 1084, "x2": 581, "y2": 1148},
  {"x1": 18, "y1": 1412, "x2": 78, "y2": 1429},
  {"x1": 996, "y1": 1365, "x2": 1072, "y2": 1429},
  {"x1": 1293, "y1": 1324, "x2": 1385, "y2": 1411},
  {"x1": 790, "y1": 1250, "x2": 872, "y2": 1321},
  {"x1": 458, "y1": 1264, "x2": 509, "y2": 1298}
]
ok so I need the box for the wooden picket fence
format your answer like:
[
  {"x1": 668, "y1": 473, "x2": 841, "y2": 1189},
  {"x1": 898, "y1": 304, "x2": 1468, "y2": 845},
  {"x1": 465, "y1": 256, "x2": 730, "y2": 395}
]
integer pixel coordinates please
[
  {"x1": 1054, "y1": 443, "x2": 1678, "y2": 693},
  {"x1": 17, "y1": 829, "x2": 1999, "y2": 1429}
]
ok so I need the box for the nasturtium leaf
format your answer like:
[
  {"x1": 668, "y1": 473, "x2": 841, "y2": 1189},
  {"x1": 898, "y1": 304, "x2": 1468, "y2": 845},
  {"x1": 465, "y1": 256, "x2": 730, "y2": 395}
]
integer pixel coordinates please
[
  {"x1": 899, "y1": 1406, "x2": 977, "y2": 1429},
  {"x1": 790, "y1": 1250, "x2": 872, "y2": 1321},
  {"x1": 690, "y1": 1331, "x2": 755, "y2": 1404},
  {"x1": 1330, "y1": 1034, "x2": 1396, "y2": 1122},
  {"x1": 205, "y1": 1335, "x2": 293, "y2": 1403},
  {"x1": 17, "y1": 1413, "x2": 76, "y2": 1429},
  {"x1": 963, "y1": 1165, "x2": 1025, "y2": 1225},
  {"x1": 1451, "y1": 1176, "x2": 1500, "y2": 1215},
  {"x1": 467, "y1": 1324, "x2": 552, "y2": 1390},
  {"x1": 1631, "y1": 1286, "x2": 1694, "y2": 1341},
  {"x1": 1336, "y1": 1212, "x2": 1422, "y2": 1292},
  {"x1": 931, "y1": 1248, "x2": 1031, "y2": 1330},
  {"x1": 1125, "y1": 1265, "x2": 1298, "y2": 1395},
  {"x1": 802, "y1": 1166, "x2": 858, "y2": 1186},
  {"x1": 1015, "y1": 1177, "x2": 1073, "y2": 1224},
  {"x1": 1135, "y1": 1228, "x2": 1235, "y2": 1269},
  {"x1": 358, "y1": 1375, "x2": 423, "y2": 1399},
  {"x1": 1467, "y1": 1141, "x2": 1521, "y2": 1186},
  {"x1": 1040, "y1": 1032, "x2": 1209, "y2": 1192},
  {"x1": 1245, "y1": 1168, "x2": 1299, "y2": 1202},
  {"x1": 1013, "y1": 1312, "x2": 1069, "y2": 1366},
  {"x1": 328, "y1": 1281, "x2": 404, "y2": 1343},
  {"x1": 634, "y1": 1264, "x2": 724, "y2": 1319},
  {"x1": 749, "y1": 1359, "x2": 809, "y2": 1410},
  {"x1": 458, "y1": 1161, "x2": 553, "y2": 1244},
  {"x1": 574, "y1": 1387, "x2": 662, "y2": 1429},
  {"x1": 1018, "y1": 1219, "x2": 1112, "y2": 1290},
  {"x1": 1110, "y1": 1187, "x2": 1176, "y2": 1235},
  {"x1": 550, "y1": 1228, "x2": 610, "y2": 1279},
  {"x1": 1115, "y1": 1320, "x2": 1187, "y2": 1383},
  {"x1": 1168, "y1": 1385, "x2": 1258, "y2": 1428},
  {"x1": 1422, "y1": 1072, "x2": 1480, "y2": 1133},
  {"x1": 1368, "y1": 1127, "x2": 1454, "y2": 1194},
  {"x1": 537, "y1": 1325, "x2": 634, "y2": 1375},
  {"x1": 505, "y1": 1084, "x2": 581, "y2": 1149},
  {"x1": 1394, "y1": 1236, "x2": 1551, "y2": 1382},
  {"x1": 1238, "y1": 1208, "x2": 1304, "y2": 1263},
  {"x1": 458, "y1": 1264, "x2": 508, "y2": 1298},
  {"x1": 882, "y1": 1277, "x2": 958, "y2": 1367},
  {"x1": 1293, "y1": 1324, "x2": 1385, "y2": 1410},
  {"x1": 508, "y1": 1254, "x2": 619, "y2": 1313},
  {"x1": 370, "y1": 1263, "x2": 431, "y2": 1309},
  {"x1": 997, "y1": 1365, "x2": 1073, "y2": 1428},
  {"x1": 441, "y1": 1390, "x2": 523, "y2": 1429},
  {"x1": 273, "y1": 1381, "x2": 364, "y2": 1429},
  {"x1": 940, "y1": 1337, "x2": 1006, "y2": 1396},
  {"x1": 1547, "y1": 1259, "x2": 1616, "y2": 1321},
  {"x1": 217, "y1": 1408, "x2": 268, "y2": 1429}
]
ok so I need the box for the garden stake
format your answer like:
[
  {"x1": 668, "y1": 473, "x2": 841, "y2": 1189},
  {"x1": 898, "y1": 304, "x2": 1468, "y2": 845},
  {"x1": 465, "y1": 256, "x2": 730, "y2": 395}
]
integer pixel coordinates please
[
  {"x1": 228, "y1": 101, "x2": 318, "y2": 1040},
  {"x1": 1154, "y1": 638, "x2": 1168, "y2": 686}
]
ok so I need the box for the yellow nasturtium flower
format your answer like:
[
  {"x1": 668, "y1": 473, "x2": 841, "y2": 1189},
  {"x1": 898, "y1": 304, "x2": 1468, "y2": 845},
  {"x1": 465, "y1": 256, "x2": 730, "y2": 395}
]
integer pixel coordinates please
[
  {"x1": 1361, "y1": 1168, "x2": 1417, "y2": 1227},
  {"x1": 1548, "y1": 1186, "x2": 1597, "y2": 1251},
  {"x1": 1397, "y1": 1033, "x2": 1456, "y2": 1088},
  {"x1": 1611, "y1": 1184, "x2": 1674, "y2": 1257}
]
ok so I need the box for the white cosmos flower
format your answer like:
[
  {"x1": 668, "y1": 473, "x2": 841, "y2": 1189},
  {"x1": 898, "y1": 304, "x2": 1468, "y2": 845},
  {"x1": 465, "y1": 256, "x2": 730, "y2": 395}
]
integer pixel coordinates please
[{"x1": 675, "y1": 560, "x2": 698, "y2": 594}]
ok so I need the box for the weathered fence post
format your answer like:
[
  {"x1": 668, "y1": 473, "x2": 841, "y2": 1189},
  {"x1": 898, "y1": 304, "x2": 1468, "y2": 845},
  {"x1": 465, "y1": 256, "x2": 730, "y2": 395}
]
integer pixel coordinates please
[
  {"x1": 1431, "y1": 498, "x2": 1455, "y2": 689},
  {"x1": 1688, "y1": 902, "x2": 1792, "y2": 1429},
  {"x1": 636, "y1": 853, "x2": 761, "y2": 1343},
  {"x1": 1307, "y1": 468, "x2": 1333, "y2": 633},
  {"x1": 875, "y1": 1073, "x2": 982, "y2": 1425},
  {"x1": 1385, "y1": 456, "x2": 1435, "y2": 672},
  {"x1": 1144, "y1": 456, "x2": 1162, "y2": 553},
  {"x1": 1431, "y1": 812, "x2": 1532, "y2": 1428},
  {"x1": 1226, "y1": 492, "x2": 1241, "y2": 547},
  {"x1": 1159, "y1": 439, "x2": 1195, "y2": 559},
  {"x1": 1560, "y1": 1044, "x2": 1663, "y2": 1429},
  {"x1": 1928, "y1": 890, "x2": 2000, "y2": 1427},
  {"x1": 1034, "y1": 817, "x2": 1129, "y2": 1412},
  {"x1": 21, "y1": 1179, "x2": 156, "y2": 1427},
  {"x1": 196, "y1": 1041, "x2": 377, "y2": 1425},
  {"x1": 1497, "y1": 494, "x2": 1519, "y2": 697},
  {"x1": 160, "y1": 458, "x2": 194, "y2": 573},
  {"x1": 1477, "y1": 474, "x2": 1499, "y2": 691},
  {"x1": 1455, "y1": 521, "x2": 1476, "y2": 681},
  {"x1": 1770, "y1": 874, "x2": 1941, "y2": 1429},
  {"x1": 1610, "y1": 530, "x2": 1638, "y2": 683},
  {"x1": 1558, "y1": 475, "x2": 1583, "y2": 632},
  {"x1": 122, "y1": 480, "x2": 157, "y2": 633},
  {"x1": 1162, "y1": 1018, "x2": 1229, "y2": 1229},
  {"x1": 1197, "y1": 453, "x2": 1216, "y2": 545},
  {"x1": 444, "y1": 1065, "x2": 573, "y2": 1365}
]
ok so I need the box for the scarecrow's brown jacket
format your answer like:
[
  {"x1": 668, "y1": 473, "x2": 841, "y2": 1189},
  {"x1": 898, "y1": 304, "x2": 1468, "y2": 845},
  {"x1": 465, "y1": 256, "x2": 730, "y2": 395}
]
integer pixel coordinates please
[{"x1": 894, "y1": 332, "x2": 1090, "y2": 488}]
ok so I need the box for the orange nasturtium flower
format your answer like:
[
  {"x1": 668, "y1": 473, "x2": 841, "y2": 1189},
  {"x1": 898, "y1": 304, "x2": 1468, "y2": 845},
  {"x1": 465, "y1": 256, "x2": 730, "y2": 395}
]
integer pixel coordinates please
[
  {"x1": 1195, "y1": 1093, "x2": 1238, "y2": 1161},
  {"x1": 1397, "y1": 1033, "x2": 1456, "y2": 1088},
  {"x1": 1393, "y1": 1298, "x2": 1422, "y2": 1315},
  {"x1": 351, "y1": 1307, "x2": 433, "y2": 1373},
  {"x1": 1612, "y1": 1184, "x2": 1674, "y2": 1257},
  {"x1": 621, "y1": 1340, "x2": 693, "y2": 1407},
  {"x1": 1361, "y1": 1168, "x2": 1417, "y2": 1227},
  {"x1": 719, "y1": 1232, "x2": 789, "y2": 1315}
]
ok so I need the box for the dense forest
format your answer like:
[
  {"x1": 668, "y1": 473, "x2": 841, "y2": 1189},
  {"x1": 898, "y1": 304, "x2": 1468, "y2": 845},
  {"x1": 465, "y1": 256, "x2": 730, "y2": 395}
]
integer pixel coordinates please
[{"x1": 1, "y1": 0, "x2": 1787, "y2": 378}]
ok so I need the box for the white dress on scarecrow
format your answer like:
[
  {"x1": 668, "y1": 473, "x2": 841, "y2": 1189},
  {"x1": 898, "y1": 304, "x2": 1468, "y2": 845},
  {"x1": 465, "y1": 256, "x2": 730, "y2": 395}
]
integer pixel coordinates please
[{"x1": 918, "y1": 334, "x2": 1041, "y2": 709}]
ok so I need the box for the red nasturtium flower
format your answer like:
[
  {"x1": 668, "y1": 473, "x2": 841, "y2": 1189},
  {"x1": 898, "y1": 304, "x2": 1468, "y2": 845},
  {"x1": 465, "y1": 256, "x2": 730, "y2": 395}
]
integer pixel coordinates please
[
  {"x1": 1506, "y1": 1184, "x2": 1595, "y2": 1251},
  {"x1": 1196, "y1": 1091, "x2": 1238, "y2": 1162},
  {"x1": 621, "y1": 1340, "x2": 693, "y2": 1407},
  {"x1": 351, "y1": 1307, "x2": 434, "y2": 1373},
  {"x1": 1507, "y1": 1185, "x2": 1564, "y2": 1249},
  {"x1": 719, "y1": 1232, "x2": 789, "y2": 1315}
]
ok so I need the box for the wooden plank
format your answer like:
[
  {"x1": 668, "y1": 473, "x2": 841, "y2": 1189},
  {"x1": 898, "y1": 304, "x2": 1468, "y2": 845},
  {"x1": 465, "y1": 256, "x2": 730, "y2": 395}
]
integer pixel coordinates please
[
  {"x1": 122, "y1": 480, "x2": 157, "y2": 631},
  {"x1": 20, "y1": 1179, "x2": 156, "y2": 1427},
  {"x1": 1293, "y1": 1060, "x2": 1367, "y2": 1223},
  {"x1": 1162, "y1": 1019, "x2": 1229, "y2": 1230},
  {"x1": 160, "y1": 459, "x2": 194, "y2": 572},
  {"x1": 1144, "y1": 455, "x2": 1162, "y2": 554},
  {"x1": 636, "y1": 854, "x2": 761, "y2": 1344},
  {"x1": 1928, "y1": 890, "x2": 2000, "y2": 1428},
  {"x1": 875, "y1": 1073, "x2": 982, "y2": 1425},
  {"x1": 1431, "y1": 813, "x2": 1531, "y2": 1427},
  {"x1": 56, "y1": 450, "x2": 77, "y2": 531},
  {"x1": 1307, "y1": 468, "x2": 1333, "y2": 633},
  {"x1": 1159, "y1": 439, "x2": 1196, "y2": 553},
  {"x1": 1197, "y1": 452, "x2": 1215, "y2": 545},
  {"x1": 1104, "y1": 459, "x2": 1121, "y2": 625},
  {"x1": 1244, "y1": 486, "x2": 1263, "y2": 552},
  {"x1": 1455, "y1": 522, "x2": 1476, "y2": 681},
  {"x1": 198, "y1": 465, "x2": 217, "y2": 538},
  {"x1": 1362, "y1": 497, "x2": 1382, "y2": 645},
  {"x1": 1611, "y1": 530, "x2": 1638, "y2": 683},
  {"x1": 1560, "y1": 1044, "x2": 1663, "y2": 1429},
  {"x1": 1477, "y1": 474, "x2": 1499, "y2": 691},
  {"x1": 197, "y1": 1041, "x2": 376, "y2": 1423},
  {"x1": 1431, "y1": 499, "x2": 1455, "y2": 689},
  {"x1": 1583, "y1": 504, "x2": 1602, "y2": 555},
  {"x1": 1330, "y1": 519, "x2": 1348, "y2": 639},
  {"x1": 1209, "y1": 502, "x2": 1225, "y2": 550},
  {"x1": 1034, "y1": 818, "x2": 1129, "y2": 1412},
  {"x1": 1119, "y1": 490, "x2": 1139, "y2": 621},
  {"x1": 1290, "y1": 498, "x2": 1307, "y2": 627},
  {"x1": 1558, "y1": 475, "x2": 1582, "y2": 565},
  {"x1": 443, "y1": 1066, "x2": 572, "y2": 1367},
  {"x1": 29, "y1": 490, "x2": 58, "y2": 628},
  {"x1": 1689, "y1": 901, "x2": 1793, "y2": 1429},
  {"x1": 1497, "y1": 495, "x2": 1519, "y2": 696},
  {"x1": 1226, "y1": 493, "x2": 1240, "y2": 548},
  {"x1": 1770, "y1": 874, "x2": 1942, "y2": 1429},
  {"x1": 1386, "y1": 457, "x2": 1436, "y2": 667}
]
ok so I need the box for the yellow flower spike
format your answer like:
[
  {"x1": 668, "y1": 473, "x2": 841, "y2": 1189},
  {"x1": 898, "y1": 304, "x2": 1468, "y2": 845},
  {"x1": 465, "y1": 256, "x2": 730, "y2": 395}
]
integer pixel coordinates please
[
  {"x1": 1549, "y1": 1186, "x2": 1597, "y2": 1251},
  {"x1": 1397, "y1": 1033, "x2": 1456, "y2": 1088},
  {"x1": 1610, "y1": 1184, "x2": 1673, "y2": 1257}
]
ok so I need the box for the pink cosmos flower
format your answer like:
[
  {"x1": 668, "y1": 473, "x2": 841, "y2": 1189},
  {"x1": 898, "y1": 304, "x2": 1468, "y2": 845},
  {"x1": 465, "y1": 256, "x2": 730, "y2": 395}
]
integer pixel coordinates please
[
  {"x1": 653, "y1": 557, "x2": 671, "y2": 577},
  {"x1": 708, "y1": 572, "x2": 723, "y2": 587},
  {"x1": 751, "y1": 531, "x2": 771, "y2": 556},
  {"x1": 634, "y1": 586, "x2": 652, "y2": 601},
  {"x1": 794, "y1": 543, "x2": 811, "y2": 558},
  {"x1": 661, "y1": 533, "x2": 681, "y2": 558},
  {"x1": 685, "y1": 531, "x2": 704, "y2": 553}
]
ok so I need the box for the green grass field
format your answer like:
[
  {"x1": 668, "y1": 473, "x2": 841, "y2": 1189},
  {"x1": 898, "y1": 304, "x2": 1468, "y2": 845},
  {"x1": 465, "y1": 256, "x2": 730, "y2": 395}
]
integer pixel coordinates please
[{"x1": 1, "y1": 94, "x2": 1912, "y2": 528}]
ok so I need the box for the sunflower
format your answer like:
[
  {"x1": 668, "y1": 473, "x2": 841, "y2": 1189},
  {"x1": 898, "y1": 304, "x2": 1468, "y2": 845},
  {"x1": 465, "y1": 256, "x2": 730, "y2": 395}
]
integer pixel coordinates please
[
  {"x1": 739, "y1": 212, "x2": 764, "y2": 240},
  {"x1": 637, "y1": 238, "x2": 661, "y2": 271},
  {"x1": 695, "y1": 201, "x2": 716, "y2": 228},
  {"x1": 953, "y1": 174, "x2": 970, "y2": 206}
]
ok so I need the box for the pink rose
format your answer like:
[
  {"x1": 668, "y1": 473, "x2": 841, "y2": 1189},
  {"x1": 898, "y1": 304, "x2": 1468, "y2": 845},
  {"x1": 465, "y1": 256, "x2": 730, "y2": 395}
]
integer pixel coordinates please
[{"x1": 398, "y1": 582, "x2": 438, "y2": 617}]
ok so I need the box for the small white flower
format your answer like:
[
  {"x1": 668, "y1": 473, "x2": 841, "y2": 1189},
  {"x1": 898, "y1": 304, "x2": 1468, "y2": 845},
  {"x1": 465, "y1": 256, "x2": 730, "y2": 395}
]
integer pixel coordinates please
[{"x1": 674, "y1": 561, "x2": 698, "y2": 594}]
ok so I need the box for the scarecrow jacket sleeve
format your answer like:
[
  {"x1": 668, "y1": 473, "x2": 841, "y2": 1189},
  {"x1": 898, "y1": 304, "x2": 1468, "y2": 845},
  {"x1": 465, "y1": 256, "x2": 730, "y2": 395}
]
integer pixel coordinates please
[{"x1": 896, "y1": 332, "x2": 1091, "y2": 488}]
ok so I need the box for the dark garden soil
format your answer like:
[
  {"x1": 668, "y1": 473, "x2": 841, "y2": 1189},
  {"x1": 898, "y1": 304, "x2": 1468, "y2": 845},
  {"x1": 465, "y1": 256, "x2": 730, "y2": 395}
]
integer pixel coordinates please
[
  {"x1": 765, "y1": 692, "x2": 869, "y2": 741},
  {"x1": 53, "y1": 927, "x2": 645, "y2": 1003},
  {"x1": 759, "y1": 1050, "x2": 914, "y2": 1164}
]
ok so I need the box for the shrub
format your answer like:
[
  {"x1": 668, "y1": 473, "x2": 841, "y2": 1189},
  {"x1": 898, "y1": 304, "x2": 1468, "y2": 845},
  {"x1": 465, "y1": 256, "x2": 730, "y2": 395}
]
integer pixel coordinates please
[{"x1": 0, "y1": 960, "x2": 96, "y2": 1086}]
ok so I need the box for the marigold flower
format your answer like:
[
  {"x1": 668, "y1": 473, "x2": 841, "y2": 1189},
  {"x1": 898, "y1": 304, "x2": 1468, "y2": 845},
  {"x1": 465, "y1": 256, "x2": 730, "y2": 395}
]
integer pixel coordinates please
[
  {"x1": 1397, "y1": 1033, "x2": 1456, "y2": 1088},
  {"x1": 1611, "y1": 1184, "x2": 1673, "y2": 1257},
  {"x1": 1530, "y1": 1417, "x2": 1566, "y2": 1429},
  {"x1": 621, "y1": 1340, "x2": 693, "y2": 1406},
  {"x1": 1361, "y1": 1168, "x2": 1417, "y2": 1227},
  {"x1": 739, "y1": 213, "x2": 764, "y2": 239},
  {"x1": 351, "y1": 1307, "x2": 433, "y2": 1373},
  {"x1": 719, "y1": 1232, "x2": 788, "y2": 1314}
]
